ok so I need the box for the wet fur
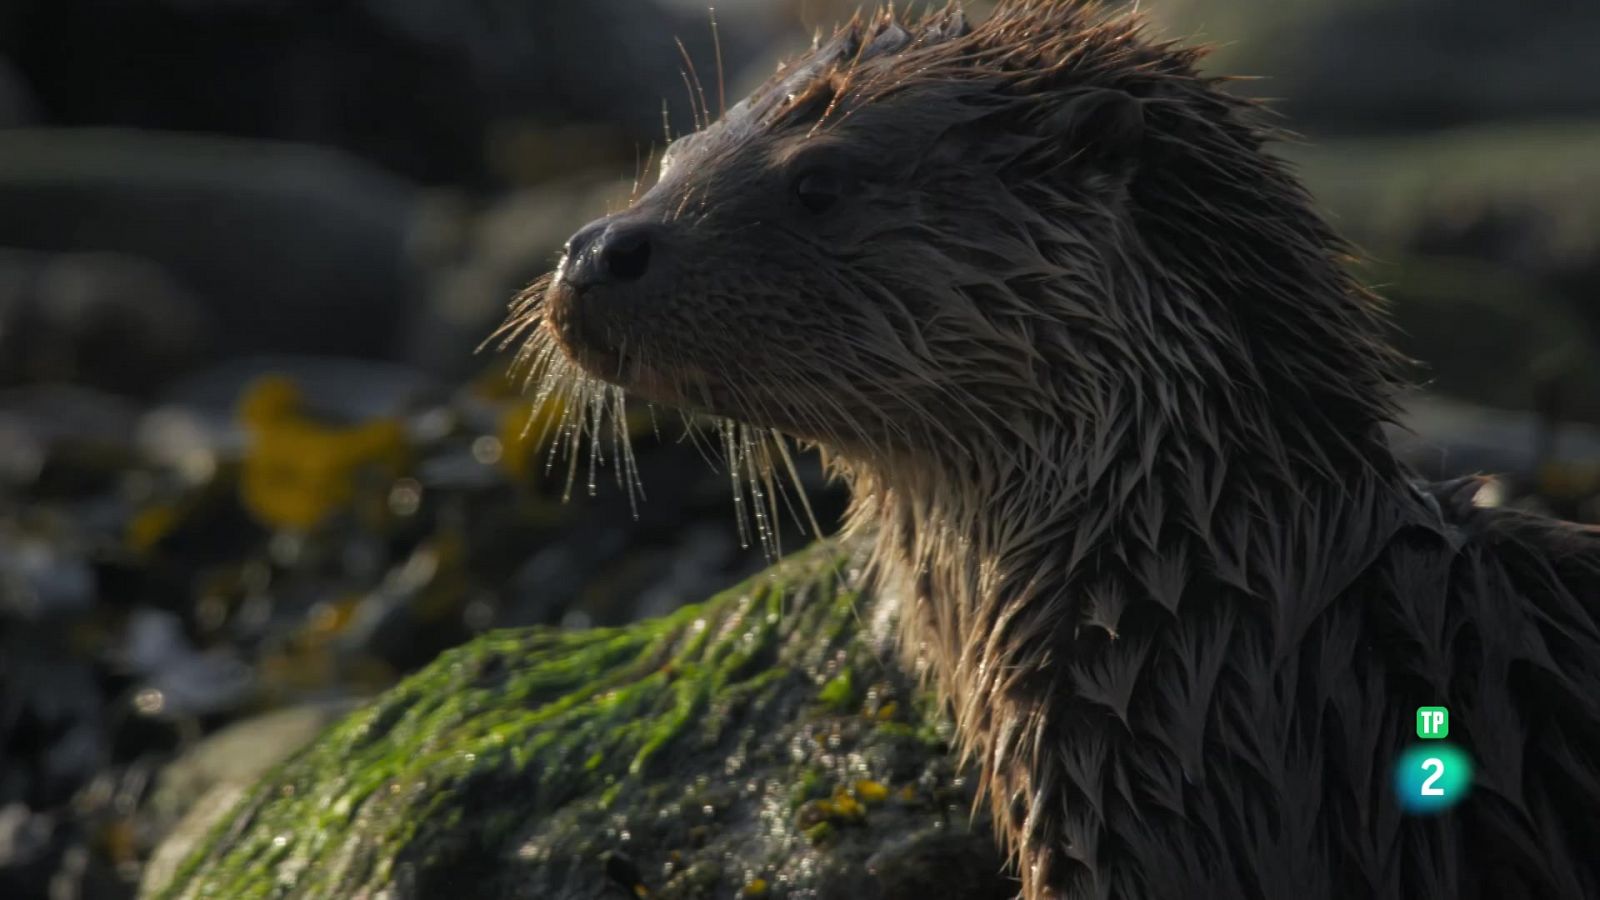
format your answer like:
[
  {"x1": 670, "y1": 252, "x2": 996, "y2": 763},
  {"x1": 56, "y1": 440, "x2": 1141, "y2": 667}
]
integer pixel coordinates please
[{"x1": 502, "y1": 2, "x2": 1600, "y2": 897}]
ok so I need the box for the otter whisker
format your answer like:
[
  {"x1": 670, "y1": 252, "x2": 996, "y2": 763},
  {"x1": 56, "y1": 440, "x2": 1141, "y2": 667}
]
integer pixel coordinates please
[
  {"x1": 610, "y1": 386, "x2": 645, "y2": 515},
  {"x1": 738, "y1": 425, "x2": 778, "y2": 556},
  {"x1": 631, "y1": 144, "x2": 661, "y2": 204},
  {"x1": 676, "y1": 68, "x2": 704, "y2": 135},
  {"x1": 709, "y1": 6, "x2": 726, "y2": 118},
  {"x1": 711, "y1": 370, "x2": 778, "y2": 557},
  {"x1": 715, "y1": 365, "x2": 824, "y2": 549},
  {"x1": 675, "y1": 36, "x2": 711, "y2": 132},
  {"x1": 718, "y1": 418, "x2": 754, "y2": 551}
]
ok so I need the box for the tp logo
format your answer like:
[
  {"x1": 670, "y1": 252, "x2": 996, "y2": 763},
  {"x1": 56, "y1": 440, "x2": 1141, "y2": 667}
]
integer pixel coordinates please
[
  {"x1": 1396, "y1": 707, "x2": 1471, "y2": 813},
  {"x1": 1416, "y1": 706, "x2": 1448, "y2": 739}
]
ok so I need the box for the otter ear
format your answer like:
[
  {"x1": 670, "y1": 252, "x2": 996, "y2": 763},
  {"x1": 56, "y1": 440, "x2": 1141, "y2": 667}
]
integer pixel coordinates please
[{"x1": 1048, "y1": 87, "x2": 1146, "y2": 173}]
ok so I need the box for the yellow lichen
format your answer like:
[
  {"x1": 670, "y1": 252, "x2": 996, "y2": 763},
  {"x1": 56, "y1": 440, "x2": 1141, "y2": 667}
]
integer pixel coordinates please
[
  {"x1": 853, "y1": 779, "x2": 889, "y2": 804},
  {"x1": 126, "y1": 503, "x2": 181, "y2": 555},
  {"x1": 828, "y1": 788, "x2": 864, "y2": 821},
  {"x1": 803, "y1": 821, "x2": 835, "y2": 846},
  {"x1": 237, "y1": 375, "x2": 409, "y2": 531}
]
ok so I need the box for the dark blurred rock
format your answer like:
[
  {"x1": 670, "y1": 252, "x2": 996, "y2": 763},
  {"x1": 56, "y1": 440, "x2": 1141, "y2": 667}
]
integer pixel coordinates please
[
  {"x1": 1392, "y1": 394, "x2": 1600, "y2": 522},
  {"x1": 0, "y1": 638, "x2": 105, "y2": 810},
  {"x1": 0, "y1": 0, "x2": 778, "y2": 186},
  {"x1": 0, "y1": 129, "x2": 420, "y2": 362},
  {"x1": 2, "y1": 0, "x2": 489, "y2": 186},
  {"x1": 1153, "y1": 0, "x2": 1600, "y2": 134},
  {"x1": 0, "y1": 803, "x2": 62, "y2": 898},
  {"x1": 117, "y1": 610, "x2": 256, "y2": 720},
  {"x1": 363, "y1": 0, "x2": 775, "y2": 146},
  {"x1": 0, "y1": 527, "x2": 95, "y2": 622},
  {"x1": 0, "y1": 385, "x2": 141, "y2": 493},
  {"x1": 1289, "y1": 123, "x2": 1600, "y2": 423},
  {"x1": 0, "y1": 249, "x2": 210, "y2": 397},
  {"x1": 159, "y1": 356, "x2": 437, "y2": 424},
  {"x1": 404, "y1": 179, "x2": 628, "y2": 381},
  {"x1": 0, "y1": 55, "x2": 35, "y2": 129},
  {"x1": 1394, "y1": 395, "x2": 1600, "y2": 477},
  {"x1": 335, "y1": 537, "x2": 470, "y2": 672},
  {"x1": 865, "y1": 829, "x2": 1015, "y2": 900}
]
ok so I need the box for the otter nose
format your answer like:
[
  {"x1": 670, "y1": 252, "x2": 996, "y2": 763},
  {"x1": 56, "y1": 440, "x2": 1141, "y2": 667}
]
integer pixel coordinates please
[{"x1": 561, "y1": 219, "x2": 657, "y2": 290}]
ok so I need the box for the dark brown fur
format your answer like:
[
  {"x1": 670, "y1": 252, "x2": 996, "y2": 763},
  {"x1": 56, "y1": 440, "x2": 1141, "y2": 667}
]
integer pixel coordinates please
[{"x1": 499, "y1": 2, "x2": 1600, "y2": 897}]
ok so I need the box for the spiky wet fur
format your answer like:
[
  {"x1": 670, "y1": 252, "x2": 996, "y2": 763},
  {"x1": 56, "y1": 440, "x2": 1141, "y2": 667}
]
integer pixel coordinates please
[{"x1": 500, "y1": 2, "x2": 1600, "y2": 897}]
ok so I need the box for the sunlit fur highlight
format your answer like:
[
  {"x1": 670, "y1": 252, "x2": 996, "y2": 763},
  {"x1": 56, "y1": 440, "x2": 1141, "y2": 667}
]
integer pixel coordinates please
[{"x1": 501, "y1": 2, "x2": 1600, "y2": 898}]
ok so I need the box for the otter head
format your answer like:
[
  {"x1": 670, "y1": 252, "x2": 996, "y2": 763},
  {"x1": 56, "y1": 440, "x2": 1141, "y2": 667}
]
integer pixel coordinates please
[
  {"x1": 511, "y1": 7, "x2": 1415, "y2": 897},
  {"x1": 518, "y1": 0, "x2": 1402, "y2": 498}
]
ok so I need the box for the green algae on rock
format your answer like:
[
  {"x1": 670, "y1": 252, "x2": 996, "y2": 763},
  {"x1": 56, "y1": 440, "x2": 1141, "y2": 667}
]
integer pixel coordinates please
[{"x1": 144, "y1": 539, "x2": 1013, "y2": 899}]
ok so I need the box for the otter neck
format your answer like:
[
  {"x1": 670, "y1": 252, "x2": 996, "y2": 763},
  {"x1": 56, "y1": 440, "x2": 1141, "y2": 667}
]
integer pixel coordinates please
[
  {"x1": 843, "y1": 364, "x2": 1417, "y2": 801},
  {"x1": 839, "y1": 148, "x2": 1418, "y2": 752}
]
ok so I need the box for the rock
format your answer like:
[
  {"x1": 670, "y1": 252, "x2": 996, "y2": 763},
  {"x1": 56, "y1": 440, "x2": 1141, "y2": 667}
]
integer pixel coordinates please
[
  {"x1": 1392, "y1": 395, "x2": 1600, "y2": 481},
  {"x1": 143, "y1": 540, "x2": 1012, "y2": 899},
  {"x1": 0, "y1": 528, "x2": 95, "y2": 621},
  {"x1": 160, "y1": 356, "x2": 438, "y2": 425},
  {"x1": 1288, "y1": 122, "x2": 1600, "y2": 271},
  {"x1": 0, "y1": 804, "x2": 62, "y2": 898},
  {"x1": 139, "y1": 703, "x2": 353, "y2": 896},
  {"x1": 402, "y1": 178, "x2": 629, "y2": 381},
  {"x1": 0, "y1": 636, "x2": 104, "y2": 810},
  {"x1": 0, "y1": 128, "x2": 420, "y2": 361},
  {"x1": 116, "y1": 610, "x2": 256, "y2": 719},
  {"x1": 2, "y1": 0, "x2": 777, "y2": 185},
  {"x1": 0, "y1": 248, "x2": 210, "y2": 396},
  {"x1": 1286, "y1": 122, "x2": 1600, "y2": 423},
  {"x1": 1151, "y1": 0, "x2": 1600, "y2": 133},
  {"x1": 1391, "y1": 394, "x2": 1600, "y2": 522},
  {"x1": 0, "y1": 55, "x2": 35, "y2": 129},
  {"x1": 0, "y1": 384, "x2": 141, "y2": 492}
]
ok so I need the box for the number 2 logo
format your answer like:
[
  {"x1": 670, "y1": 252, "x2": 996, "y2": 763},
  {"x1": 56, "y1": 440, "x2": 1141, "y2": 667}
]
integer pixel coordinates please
[
  {"x1": 1396, "y1": 744, "x2": 1469, "y2": 811},
  {"x1": 1420, "y1": 757, "x2": 1445, "y2": 796}
]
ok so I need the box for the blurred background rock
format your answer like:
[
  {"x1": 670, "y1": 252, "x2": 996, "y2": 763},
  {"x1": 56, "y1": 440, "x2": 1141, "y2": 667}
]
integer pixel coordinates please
[{"x1": 0, "y1": 0, "x2": 1596, "y2": 896}]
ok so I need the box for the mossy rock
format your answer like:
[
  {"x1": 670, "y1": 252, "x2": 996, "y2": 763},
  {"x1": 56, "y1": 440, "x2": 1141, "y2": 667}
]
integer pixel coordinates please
[{"x1": 144, "y1": 540, "x2": 1013, "y2": 899}]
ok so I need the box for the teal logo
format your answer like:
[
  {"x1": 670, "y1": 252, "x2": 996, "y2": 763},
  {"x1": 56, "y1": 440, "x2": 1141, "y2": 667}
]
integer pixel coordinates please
[{"x1": 1394, "y1": 743, "x2": 1472, "y2": 813}]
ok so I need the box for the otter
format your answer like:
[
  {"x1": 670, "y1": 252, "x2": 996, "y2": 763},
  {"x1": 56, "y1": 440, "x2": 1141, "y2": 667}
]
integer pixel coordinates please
[{"x1": 500, "y1": 2, "x2": 1600, "y2": 898}]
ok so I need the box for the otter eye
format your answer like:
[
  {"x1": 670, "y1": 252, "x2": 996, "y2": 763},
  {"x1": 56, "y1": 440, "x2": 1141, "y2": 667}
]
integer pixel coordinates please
[{"x1": 794, "y1": 169, "x2": 845, "y2": 215}]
